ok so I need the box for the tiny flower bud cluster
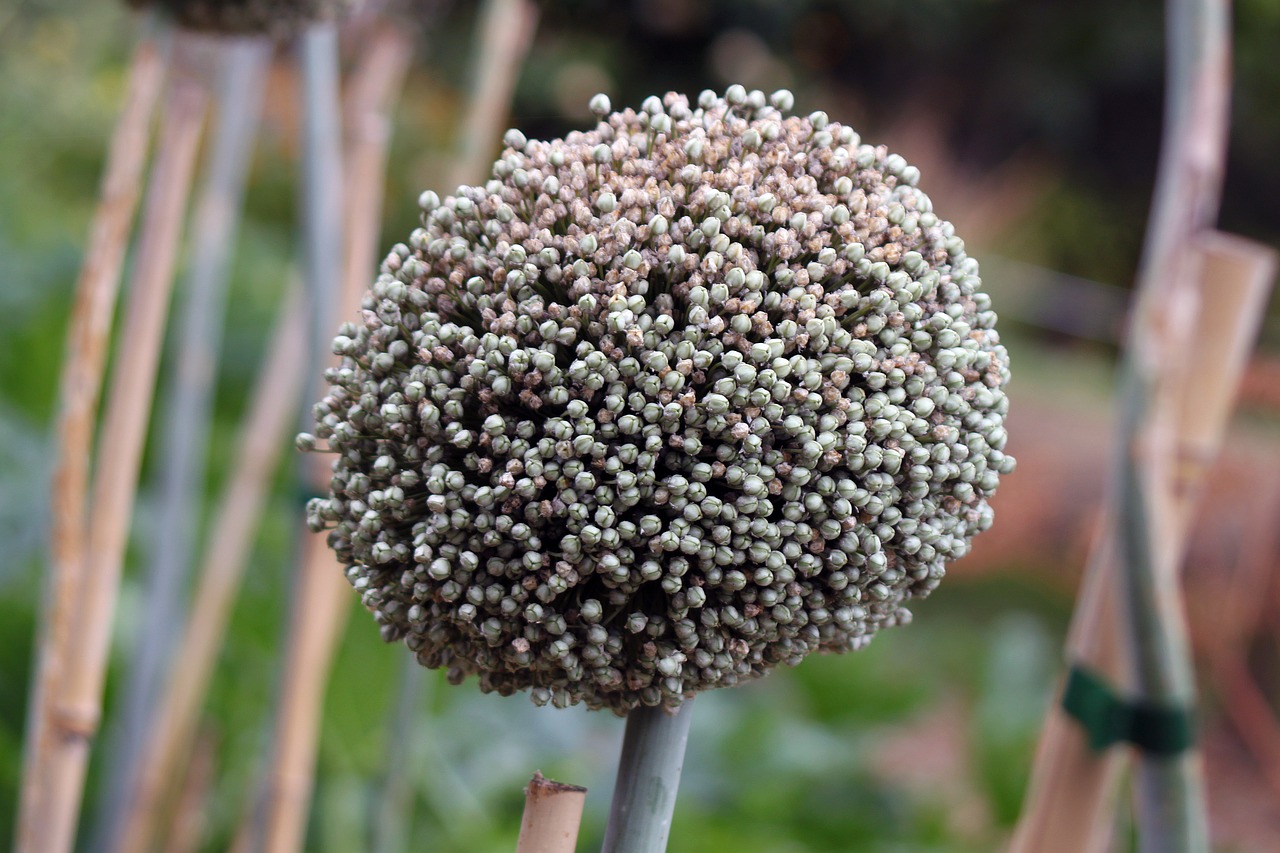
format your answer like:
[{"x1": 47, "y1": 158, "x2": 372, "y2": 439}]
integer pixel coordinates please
[
  {"x1": 305, "y1": 87, "x2": 1014, "y2": 713},
  {"x1": 126, "y1": 0, "x2": 359, "y2": 35}
]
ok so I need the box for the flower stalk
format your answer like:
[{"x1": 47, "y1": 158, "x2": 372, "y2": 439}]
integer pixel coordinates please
[{"x1": 601, "y1": 700, "x2": 695, "y2": 853}]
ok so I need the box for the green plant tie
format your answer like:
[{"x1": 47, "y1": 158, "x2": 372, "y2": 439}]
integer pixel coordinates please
[{"x1": 1062, "y1": 664, "x2": 1195, "y2": 755}]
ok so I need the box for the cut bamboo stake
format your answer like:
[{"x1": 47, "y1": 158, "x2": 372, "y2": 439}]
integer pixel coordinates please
[
  {"x1": 32, "y1": 38, "x2": 209, "y2": 853},
  {"x1": 255, "y1": 532, "x2": 353, "y2": 853},
  {"x1": 601, "y1": 700, "x2": 695, "y2": 853},
  {"x1": 17, "y1": 24, "x2": 169, "y2": 853},
  {"x1": 97, "y1": 35, "x2": 272, "y2": 853},
  {"x1": 445, "y1": 0, "x2": 539, "y2": 191},
  {"x1": 110, "y1": 283, "x2": 308, "y2": 853},
  {"x1": 1008, "y1": 233, "x2": 1277, "y2": 853},
  {"x1": 250, "y1": 16, "x2": 414, "y2": 851},
  {"x1": 516, "y1": 772, "x2": 588, "y2": 853}
]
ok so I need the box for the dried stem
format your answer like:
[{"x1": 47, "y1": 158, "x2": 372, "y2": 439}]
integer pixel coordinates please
[
  {"x1": 110, "y1": 283, "x2": 308, "y2": 853},
  {"x1": 32, "y1": 39, "x2": 210, "y2": 853},
  {"x1": 446, "y1": 0, "x2": 540, "y2": 190},
  {"x1": 516, "y1": 772, "x2": 587, "y2": 853},
  {"x1": 16, "y1": 23, "x2": 169, "y2": 853},
  {"x1": 601, "y1": 700, "x2": 695, "y2": 853},
  {"x1": 96, "y1": 35, "x2": 272, "y2": 853}
]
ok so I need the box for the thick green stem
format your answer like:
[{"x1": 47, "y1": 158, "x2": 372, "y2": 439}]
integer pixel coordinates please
[{"x1": 601, "y1": 699, "x2": 695, "y2": 853}]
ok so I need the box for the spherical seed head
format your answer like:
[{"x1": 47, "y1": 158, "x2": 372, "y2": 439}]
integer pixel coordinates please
[
  {"x1": 126, "y1": 0, "x2": 360, "y2": 36},
  {"x1": 307, "y1": 86, "x2": 1015, "y2": 714}
]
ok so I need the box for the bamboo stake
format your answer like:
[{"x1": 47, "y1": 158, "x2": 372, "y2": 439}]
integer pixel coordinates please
[
  {"x1": 160, "y1": 730, "x2": 218, "y2": 853},
  {"x1": 365, "y1": 10, "x2": 553, "y2": 843},
  {"x1": 1113, "y1": 0, "x2": 1231, "y2": 844},
  {"x1": 255, "y1": 533, "x2": 353, "y2": 853},
  {"x1": 96, "y1": 36, "x2": 272, "y2": 853},
  {"x1": 373, "y1": 3, "x2": 539, "y2": 842},
  {"x1": 338, "y1": 22, "x2": 415, "y2": 326},
  {"x1": 33, "y1": 38, "x2": 211, "y2": 853},
  {"x1": 340, "y1": 39, "x2": 423, "y2": 850},
  {"x1": 16, "y1": 24, "x2": 169, "y2": 853},
  {"x1": 1008, "y1": 233, "x2": 1276, "y2": 853},
  {"x1": 1010, "y1": 0, "x2": 1243, "y2": 840},
  {"x1": 516, "y1": 772, "x2": 588, "y2": 853},
  {"x1": 250, "y1": 18, "x2": 413, "y2": 851},
  {"x1": 110, "y1": 283, "x2": 308, "y2": 853},
  {"x1": 601, "y1": 700, "x2": 695, "y2": 853},
  {"x1": 445, "y1": 0, "x2": 540, "y2": 191}
]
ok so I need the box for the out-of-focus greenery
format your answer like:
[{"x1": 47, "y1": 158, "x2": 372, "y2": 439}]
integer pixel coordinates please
[{"x1": 1, "y1": 0, "x2": 1275, "y2": 850}]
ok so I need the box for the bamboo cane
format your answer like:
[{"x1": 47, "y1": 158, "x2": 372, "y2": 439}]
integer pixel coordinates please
[
  {"x1": 446, "y1": 0, "x2": 540, "y2": 191},
  {"x1": 33, "y1": 35, "x2": 211, "y2": 853},
  {"x1": 16, "y1": 22, "x2": 169, "y2": 853},
  {"x1": 371, "y1": 3, "x2": 549, "y2": 841},
  {"x1": 248, "y1": 18, "x2": 414, "y2": 852},
  {"x1": 1008, "y1": 238, "x2": 1274, "y2": 852},
  {"x1": 160, "y1": 730, "x2": 218, "y2": 853},
  {"x1": 96, "y1": 35, "x2": 272, "y2": 853},
  {"x1": 110, "y1": 282, "x2": 308, "y2": 853},
  {"x1": 1009, "y1": 0, "x2": 1246, "y2": 841},
  {"x1": 515, "y1": 772, "x2": 588, "y2": 853}
]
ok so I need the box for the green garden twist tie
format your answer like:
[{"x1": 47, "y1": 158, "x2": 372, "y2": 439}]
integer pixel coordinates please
[{"x1": 1062, "y1": 665, "x2": 1195, "y2": 755}]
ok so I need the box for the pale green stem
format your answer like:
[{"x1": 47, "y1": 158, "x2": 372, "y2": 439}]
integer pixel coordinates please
[{"x1": 601, "y1": 699, "x2": 695, "y2": 853}]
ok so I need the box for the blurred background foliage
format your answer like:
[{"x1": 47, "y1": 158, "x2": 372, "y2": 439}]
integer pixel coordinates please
[{"x1": 1, "y1": 0, "x2": 1279, "y2": 850}]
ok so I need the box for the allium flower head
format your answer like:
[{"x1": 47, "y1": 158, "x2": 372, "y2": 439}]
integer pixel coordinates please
[
  {"x1": 127, "y1": 0, "x2": 359, "y2": 35},
  {"x1": 305, "y1": 88, "x2": 1015, "y2": 713}
]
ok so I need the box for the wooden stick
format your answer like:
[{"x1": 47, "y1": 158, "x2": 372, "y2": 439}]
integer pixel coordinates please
[
  {"x1": 1008, "y1": 233, "x2": 1275, "y2": 853},
  {"x1": 110, "y1": 283, "x2": 308, "y2": 853},
  {"x1": 96, "y1": 35, "x2": 272, "y2": 853},
  {"x1": 250, "y1": 19, "x2": 413, "y2": 852},
  {"x1": 515, "y1": 772, "x2": 587, "y2": 853},
  {"x1": 1012, "y1": 0, "x2": 1236, "y2": 845},
  {"x1": 371, "y1": 4, "x2": 536, "y2": 842},
  {"x1": 1116, "y1": 0, "x2": 1234, "y2": 837},
  {"x1": 338, "y1": 21, "x2": 415, "y2": 324},
  {"x1": 601, "y1": 700, "x2": 695, "y2": 853},
  {"x1": 160, "y1": 730, "x2": 218, "y2": 853},
  {"x1": 30, "y1": 37, "x2": 209, "y2": 853},
  {"x1": 16, "y1": 23, "x2": 169, "y2": 853},
  {"x1": 256, "y1": 534, "x2": 354, "y2": 853},
  {"x1": 445, "y1": 0, "x2": 539, "y2": 191}
]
